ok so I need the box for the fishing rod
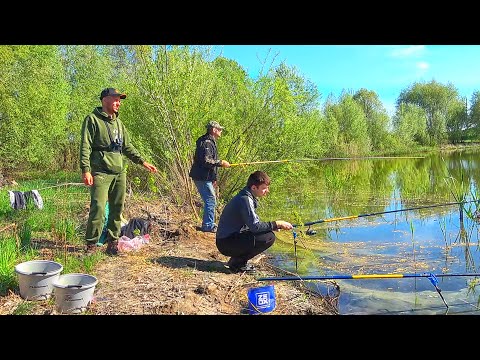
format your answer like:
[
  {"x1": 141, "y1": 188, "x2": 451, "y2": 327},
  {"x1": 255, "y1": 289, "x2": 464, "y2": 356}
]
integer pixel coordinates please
[
  {"x1": 229, "y1": 156, "x2": 425, "y2": 167},
  {"x1": 257, "y1": 272, "x2": 480, "y2": 281},
  {"x1": 293, "y1": 199, "x2": 480, "y2": 228},
  {"x1": 257, "y1": 272, "x2": 480, "y2": 308}
]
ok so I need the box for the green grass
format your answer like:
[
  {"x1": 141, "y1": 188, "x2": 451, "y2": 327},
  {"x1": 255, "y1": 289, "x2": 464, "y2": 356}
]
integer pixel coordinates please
[
  {"x1": 56, "y1": 251, "x2": 105, "y2": 275},
  {"x1": 0, "y1": 173, "x2": 105, "y2": 296},
  {"x1": 11, "y1": 301, "x2": 36, "y2": 315},
  {"x1": 0, "y1": 235, "x2": 37, "y2": 296}
]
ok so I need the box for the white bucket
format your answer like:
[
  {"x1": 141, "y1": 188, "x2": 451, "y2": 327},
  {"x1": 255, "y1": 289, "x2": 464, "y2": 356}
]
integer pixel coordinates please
[
  {"x1": 52, "y1": 273, "x2": 98, "y2": 314},
  {"x1": 14, "y1": 260, "x2": 63, "y2": 300}
]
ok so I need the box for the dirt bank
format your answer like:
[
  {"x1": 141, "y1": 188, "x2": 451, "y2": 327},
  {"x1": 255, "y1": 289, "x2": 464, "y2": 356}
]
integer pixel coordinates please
[{"x1": 0, "y1": 197, "x2": 339, "y2": 315}]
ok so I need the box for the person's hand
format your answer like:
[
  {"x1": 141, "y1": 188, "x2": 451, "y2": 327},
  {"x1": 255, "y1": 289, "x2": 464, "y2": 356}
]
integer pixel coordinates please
[
  {"x1": 213, "y1": 180, "x2": 217, "y2": 188},
  {"x1": 275, "y1": 220, "x2": 293, "y2": 230},
  {"x1": 220, "y1": 160, "x2": 231, "y2": 168},
  {"x1": 82, "y1": 172, "x2": 93, "y2": 186},
  {"x1": 143, "y1": 161, "x2": 158, "y2": 173}
]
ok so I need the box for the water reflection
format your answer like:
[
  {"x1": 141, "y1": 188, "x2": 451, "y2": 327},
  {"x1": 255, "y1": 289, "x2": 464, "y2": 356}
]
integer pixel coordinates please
[{"x1": 258, "y1": 149, "x2": 480, "y2": 314}]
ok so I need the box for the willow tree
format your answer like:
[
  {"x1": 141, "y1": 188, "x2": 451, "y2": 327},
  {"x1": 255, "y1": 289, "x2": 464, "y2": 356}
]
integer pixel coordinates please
[
  {"x1": 324, "y1": 92, "x2": 371, "y2": 156},
  {"x1": 446, "y1": 98, "x2": 468, "y2": 143},
  {"x1": 237, "y1": 63, "x2": 321, "y2": 161},
  {"x1": 397, "y1": 80, "x2": 461, "y2": 145},
  {"x1": 353, "y1": 88, "x2": 390, "y2": 152},
  {"x1": 124, "y1": 45, "x2": 239, "y2": 209},
  {"x1": 60, "y1": 45, "x2": 122, "y2": 171},
  {"x1": 0, "y1": 45, "x2": 69, "y2": 173},
  {"x1": 213, "y1": 61, "x2": 327, "y2": 196},
  {"x1": 392, "y1": 103, "x2": 428, "y2": 148},
  {"x1": 208, "y1": 56, "x2": 261, "y2": 196},
  {"x1": 267, "y1": 63, "x2": 323, "y2": 159},
  {"x1": 469, "y1": 91, "x2": 480, "y2": 140}
]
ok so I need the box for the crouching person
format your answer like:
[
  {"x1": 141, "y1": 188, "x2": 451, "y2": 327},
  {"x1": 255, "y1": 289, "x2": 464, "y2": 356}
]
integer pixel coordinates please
[{"x1": 215, "y1": 170, "x2": 292, "y2": 273}]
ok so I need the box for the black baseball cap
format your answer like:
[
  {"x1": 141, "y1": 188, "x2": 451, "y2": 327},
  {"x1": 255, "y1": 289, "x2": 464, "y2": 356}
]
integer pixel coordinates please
[{"x1": 100, "y1": 88, "x2": 127, "y2": 100}]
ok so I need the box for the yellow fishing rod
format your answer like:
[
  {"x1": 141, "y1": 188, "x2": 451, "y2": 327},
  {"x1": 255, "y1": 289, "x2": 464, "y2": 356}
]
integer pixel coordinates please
[
  {"x1": 229, "y1": 156, "x2": 425, "y2": 167},
  {"x1": 257, "y1": 272, "x2": 480, "y2": 309},
  {"x1": 293, "y1": 199, "x2": 480, "y2": 228}
]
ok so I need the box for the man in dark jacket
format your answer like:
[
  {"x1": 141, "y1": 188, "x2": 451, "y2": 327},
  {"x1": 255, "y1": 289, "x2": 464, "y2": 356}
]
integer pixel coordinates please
[
  {"x1": 80, "y1": 87, "x2": 158, "y2": 255},
  {"x1": 216, "y1": 170, "x2": 293, "y2": 273},
  {"x1": 189, "y1": 120, "x2": 230, "y2": 233}
]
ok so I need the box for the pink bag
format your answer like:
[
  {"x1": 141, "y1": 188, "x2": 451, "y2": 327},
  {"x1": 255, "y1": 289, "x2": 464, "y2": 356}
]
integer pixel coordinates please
[{"x1": 117, "y1": 234, "x2": 150, "y2": 252}]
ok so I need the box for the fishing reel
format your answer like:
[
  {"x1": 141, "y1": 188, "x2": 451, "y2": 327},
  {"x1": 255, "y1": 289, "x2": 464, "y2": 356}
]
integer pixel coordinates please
[{"x1": 305, "y1": 226, "x2": 317, "y2": 236}]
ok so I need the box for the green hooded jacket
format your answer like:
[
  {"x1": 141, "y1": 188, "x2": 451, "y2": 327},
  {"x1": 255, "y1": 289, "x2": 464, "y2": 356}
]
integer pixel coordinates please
[{"x1": 80, "y1": 107, "x2": 145, "y2": 174}]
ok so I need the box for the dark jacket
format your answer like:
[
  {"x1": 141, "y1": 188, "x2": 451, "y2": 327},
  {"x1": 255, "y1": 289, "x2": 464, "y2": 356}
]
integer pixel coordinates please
[
  {"x1": 80, "y1": 107, "x2": 145, "y2": 175},
  {"x1": 216, "y1": 186, "x2": 278, "y2": 239},
  {"x1": 121, "y1": 217, "x2": 151, "y2": 238},
  {"x1": 189, "y1": 133, "x2": 222, "y2": 181}
]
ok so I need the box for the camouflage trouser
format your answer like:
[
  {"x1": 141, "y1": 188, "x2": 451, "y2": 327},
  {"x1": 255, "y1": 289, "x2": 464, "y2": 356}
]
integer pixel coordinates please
[{"x1": 85, "y1": 172, "x2": 126, "y2": 245}]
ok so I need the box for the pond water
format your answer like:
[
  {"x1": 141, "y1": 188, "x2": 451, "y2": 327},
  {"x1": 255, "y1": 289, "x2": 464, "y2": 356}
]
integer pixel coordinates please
[{"x1": 255, "y1": 149, "x2": 480, "y2": 314}]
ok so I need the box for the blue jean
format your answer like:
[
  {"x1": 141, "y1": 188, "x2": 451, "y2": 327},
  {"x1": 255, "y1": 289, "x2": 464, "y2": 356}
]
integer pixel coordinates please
[{"x1": 194, "y1": 180, "x2": 217, "y2": 230}]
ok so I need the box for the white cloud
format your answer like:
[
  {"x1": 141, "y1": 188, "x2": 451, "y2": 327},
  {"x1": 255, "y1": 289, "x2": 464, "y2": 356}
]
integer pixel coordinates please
[
  {"x1": 416, "y1": 61, "x2": 430, "y2": 70},
  {"x1": 390, "y1": 45, "x2": 425, "y2": 58}
]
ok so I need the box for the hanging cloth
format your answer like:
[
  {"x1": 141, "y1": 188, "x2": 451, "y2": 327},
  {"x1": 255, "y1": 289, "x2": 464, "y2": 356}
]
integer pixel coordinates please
[{"x1": 8, "y1": 191, "x2": 26, "y2": 209}]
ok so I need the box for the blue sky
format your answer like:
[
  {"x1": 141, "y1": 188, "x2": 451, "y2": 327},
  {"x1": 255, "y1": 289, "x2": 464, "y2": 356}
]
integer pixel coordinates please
[{"x1": 215, "y1": 45, "x2": 480, "y2": 116}]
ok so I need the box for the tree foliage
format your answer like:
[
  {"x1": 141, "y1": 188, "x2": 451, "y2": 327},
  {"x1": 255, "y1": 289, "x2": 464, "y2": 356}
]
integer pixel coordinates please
[
  {"x1": 396, "y1": 80, "x2": 461, "y2": 145},
  {"x1": 469, "y1": 91, "x2": 480, "y2": 139},
  {"x1": 392, "y1": 103, "x2": 429, "y2": 148},
  {"x1": 0, "y1": 46, "x2": 69, "y2": 171},
  {"x1": 1, "y1": 45, "x2": 480, "y2": 212},
  {"x1": 324, "y1": 92, "x2": 371, "y2": 156},
  {"x1": 353, "y1": 88, "x2": 390, "y2": 151}
]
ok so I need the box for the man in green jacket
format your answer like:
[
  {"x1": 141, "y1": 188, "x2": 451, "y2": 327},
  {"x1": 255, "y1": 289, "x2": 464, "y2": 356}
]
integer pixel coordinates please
[{"x1": 80, "y1": 88, "x2": 157, "y2": 255}]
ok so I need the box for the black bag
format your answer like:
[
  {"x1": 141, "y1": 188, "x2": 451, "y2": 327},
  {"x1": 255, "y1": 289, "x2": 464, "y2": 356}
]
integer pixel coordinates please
[{"x1": 120, "y1": 218, "x2": 150, "y2": 239}]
